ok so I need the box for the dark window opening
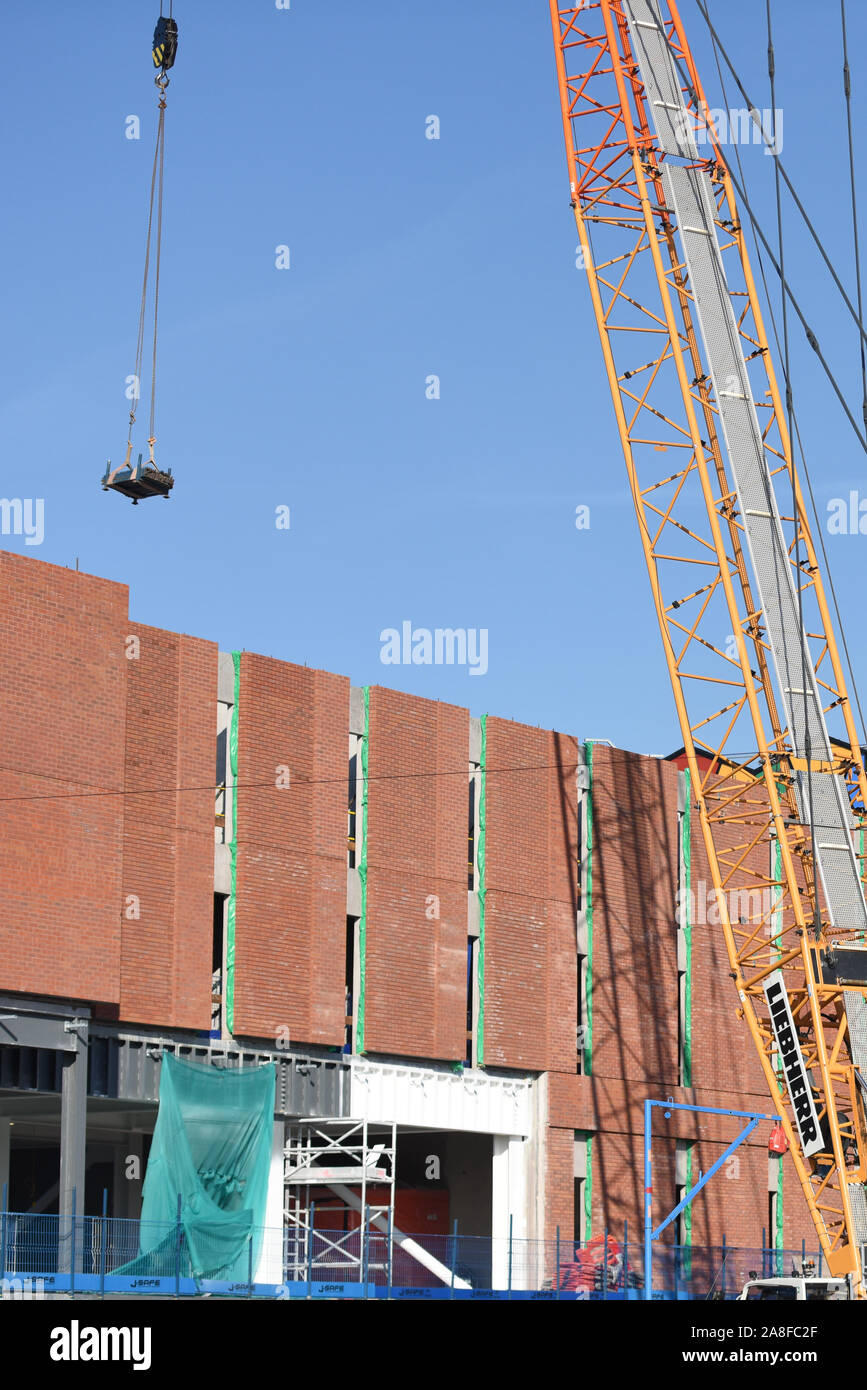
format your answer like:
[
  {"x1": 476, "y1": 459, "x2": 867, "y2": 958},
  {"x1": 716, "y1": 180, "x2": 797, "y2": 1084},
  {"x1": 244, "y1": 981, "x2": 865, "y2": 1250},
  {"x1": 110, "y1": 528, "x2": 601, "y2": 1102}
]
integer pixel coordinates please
[
  {"x1": 212, "y1": 894, "x2": 227, "y2": 1037},
  {"x1": 215, "y1": 725, "x2": 228, "y2": 840},
  {"x1": 577, "y1": 954, "x2": 586, "y2": 1075},
  {"x1": 468, "y1": 777, "x2": 476, "y2": 889},
  {"x1": 345, "y1": 916, "x2": 356, "y2": 1054},
  {"x1": 213, "y1": 894, "x2": 227, "y2": 974},
  {"x1": 677, "y1": 968, "x2": 686, "y2": 1086},
  {"x1": 216, "y1": 727, "x2": 227, "y2": 788},
  {"x1": 466, "y1": 937, "x2": 475, "y2": 1064},
  {"x1": 675, "y1": 1191, "x2": 686, "y2": 1248},
  {"x1": 768, "y1": 1189, "x2": 777, "y2": 1255},
  {"x1": 576, "y1": 797, "x2": 584, "y2": 906},
  {"x1": 348, "y1": 752, "x2": 357, "y2": 868}
]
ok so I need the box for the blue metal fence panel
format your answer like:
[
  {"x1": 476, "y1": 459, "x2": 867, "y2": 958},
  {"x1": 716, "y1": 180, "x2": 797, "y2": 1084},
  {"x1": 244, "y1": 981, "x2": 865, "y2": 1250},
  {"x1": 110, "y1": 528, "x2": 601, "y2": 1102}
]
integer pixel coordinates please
[{"x1": 0, "y1": 1208, "x2": 821, "y2": 1300}]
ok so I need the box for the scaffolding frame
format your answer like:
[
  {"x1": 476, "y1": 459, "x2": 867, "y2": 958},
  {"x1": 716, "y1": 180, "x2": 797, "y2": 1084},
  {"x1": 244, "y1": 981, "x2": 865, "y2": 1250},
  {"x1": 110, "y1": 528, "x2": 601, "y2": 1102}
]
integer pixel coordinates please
[{"x1": 283, "y1": 1118, "x2": 396, "y2": 1283}]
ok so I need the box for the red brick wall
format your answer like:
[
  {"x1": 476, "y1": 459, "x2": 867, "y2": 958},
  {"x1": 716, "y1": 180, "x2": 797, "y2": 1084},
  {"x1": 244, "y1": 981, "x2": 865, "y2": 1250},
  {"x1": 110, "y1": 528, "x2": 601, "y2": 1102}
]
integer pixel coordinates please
[
  {"x1": 363, "y1": 687, "x2": 467, "y2": 1060},
  {"x1": 483, "y1": 720, "x2": 579, "y2": 1071},
  {"x1": 589, "y1": 745, "x2": 680, "y2": 1086},
  {"x1": 688, "y1": 1137, "x2": 768, "y2": 1251},
  {"x1": 233, "y1": 653, "x2": 348, "y2": 1045},
  {"x1": 0, "y1": 554, "x2": 127, "y2": 1004},
  {"x1": 781, "y1": 1151, "x2": 820, "y2": 1255},
  {"x1": 119, "y1": 623, "x2": 217, "y2": 1030},
  {"x1": 543, "y1": 748, "x2": 816, "y2": 1255},
  {"x1": 544, "y1": 1125, "x2": 574, "y2": 1246},
  {"x1": 0, "y1": 554, "x2": 827, "y2": 1258},
  {"x1": 548, "y1": 1075, "x2": 780, "y2": 1249},
  {"x1": 689, "y1": 794, "x2": 769, "y2": 1101}
]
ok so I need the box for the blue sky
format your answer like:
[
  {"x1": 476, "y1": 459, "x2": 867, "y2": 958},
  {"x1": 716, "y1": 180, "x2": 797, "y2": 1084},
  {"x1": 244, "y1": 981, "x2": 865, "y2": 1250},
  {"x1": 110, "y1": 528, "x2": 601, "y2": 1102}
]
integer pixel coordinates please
[{"x1": 3, "y1": 0, "x2": 867, "y2": 755}]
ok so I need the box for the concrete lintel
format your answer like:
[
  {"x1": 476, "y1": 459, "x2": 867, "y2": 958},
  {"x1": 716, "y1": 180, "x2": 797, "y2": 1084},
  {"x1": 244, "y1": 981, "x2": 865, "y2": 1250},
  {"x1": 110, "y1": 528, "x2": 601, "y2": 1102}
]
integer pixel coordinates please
[
  {"x1": 217, "y1": 650, "x2": 236, "y2": 703},
  {"x1": 467, "y1": 890, "x2": 480, "y2": 939},
  {"x1": 349, "y1": 686, "x2": 366, "y2": 735},
  {"x1": 214, "y1": 841, "x2": 231, "y2": 896},
  {"x1": 346, "y1": 866, "x2": 362, "y2": 918},
  {"x1": 469, "y1": 716, "x2": 482, "y2": 765}
]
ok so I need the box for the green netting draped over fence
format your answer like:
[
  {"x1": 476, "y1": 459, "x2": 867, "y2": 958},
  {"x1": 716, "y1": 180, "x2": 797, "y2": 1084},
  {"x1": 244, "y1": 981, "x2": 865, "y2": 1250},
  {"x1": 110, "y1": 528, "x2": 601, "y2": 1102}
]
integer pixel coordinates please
[{"x1": 116, "y1": 1054, "x2": 275, "y2": 1282}]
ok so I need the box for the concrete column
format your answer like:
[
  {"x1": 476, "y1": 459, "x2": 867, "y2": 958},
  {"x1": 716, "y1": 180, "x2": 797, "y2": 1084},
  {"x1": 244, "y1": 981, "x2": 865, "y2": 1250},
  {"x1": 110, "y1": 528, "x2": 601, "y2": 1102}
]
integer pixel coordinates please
[
  {"x1": 255, "y1": 1120, "x2": 285, "y2": 1287},
  {"x1": 0, "y1": 1117, "x2": 11, "y2": 1205},
  {"x1": 112, "y1": 1140, "x2": 127, "y2": 1219},
  {"x1": 112, "y1": 1131, "x2": 145, "y2": 1220},
  {"x1": 492, "y1": 1134, "x2": 530, "y2": 1289},
  {"x1": 59, "y1": 1034, "x2": 87, "y2": 1269},
  {"x1": 130, "y1": 1132, "x2": 145, "y2": 1221}
]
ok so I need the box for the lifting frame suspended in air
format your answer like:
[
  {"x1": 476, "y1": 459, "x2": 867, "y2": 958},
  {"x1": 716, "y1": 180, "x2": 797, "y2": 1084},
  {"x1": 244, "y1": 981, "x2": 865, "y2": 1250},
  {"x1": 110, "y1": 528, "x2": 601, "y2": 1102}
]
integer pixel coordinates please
[
  {"x1": 550, "y1": 0, "x2": 867, "y2": 1293},
  {"x1": 103, "y1": 9, "x2": 178, "y2": 503}
]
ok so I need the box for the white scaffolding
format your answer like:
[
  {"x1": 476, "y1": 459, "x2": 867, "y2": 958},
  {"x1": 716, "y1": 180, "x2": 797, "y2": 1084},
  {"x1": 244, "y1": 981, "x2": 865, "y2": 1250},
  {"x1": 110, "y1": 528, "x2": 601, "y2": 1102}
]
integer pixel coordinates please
[{"x1": 283, "y1": 1117, "x2": 396, "y2": 1284}]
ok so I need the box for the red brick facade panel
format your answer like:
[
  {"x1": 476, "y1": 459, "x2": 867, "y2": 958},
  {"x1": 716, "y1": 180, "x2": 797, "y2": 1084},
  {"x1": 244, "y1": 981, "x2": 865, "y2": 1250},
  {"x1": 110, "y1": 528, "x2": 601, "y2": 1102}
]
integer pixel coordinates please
[
  {"x1": 233, "y1": 654, "x2": 348, "y2": 1044},
  {"x1": 0, "y1": 554, "x2": 127, "y2": 1004},
  {"x1": 688, "y1": 799, "x2": 775, "y2": 1100},
  {"x1": 120, "y1": 624, "x2": 217, "y2": 1030},
  {"x1": 687, "y1": 1137, "x2": 768, "y2": 1252},
  {"x1": 364, "y1": 688, "x2": 467, "y2": 1061},
  {"x1": 589, "y1": 745, "x2": 680, "y2": 1086},
  {"x1": 781, "y1": 1150, "x2": 821, "y2": 1254},
  {"x1": 590, "y1": 1129, "x2": 677, "y2": 1244},
  {"x1": 483, "y1": 720, "x2": 578, "y2": 1072},
  {"x1": 546, "y1": 1073, "x2": 814, "y2": 1251},
  {"x1": 549, "y1": 1072, "x2": 773, "y2": 1142},
  {"x1": 0, "y1": 554, "x2": 830, "y2": 1256},
  {"x1": 543, "y1": 1124, "x2": 574, "y2": 1246}
]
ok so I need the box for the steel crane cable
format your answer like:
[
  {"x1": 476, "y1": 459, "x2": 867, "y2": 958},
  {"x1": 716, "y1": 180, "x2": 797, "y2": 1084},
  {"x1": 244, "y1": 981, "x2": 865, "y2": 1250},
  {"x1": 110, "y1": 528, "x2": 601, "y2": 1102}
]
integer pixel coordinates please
[
  {"x1": 691, "y1": 0, "x2": 867, "y2": 456},
  {"x1": 149, "y1": 82, "x2": 167, "y2": 449},
  {"x1": 126, "y1": 74, "x2": 168, "y2": 462},
  {"x1": 704, "y1": 8, "x2": 867, "y2": 765},
  {"x1": 764, "y1": 0, "x2": 821, "y2": 937},
  {"x1": 694, "y1": 0, "x2": 867, "y2": 357},
  {"x1": 841, "y1": 0, "x2": 867, "y2": 432}
]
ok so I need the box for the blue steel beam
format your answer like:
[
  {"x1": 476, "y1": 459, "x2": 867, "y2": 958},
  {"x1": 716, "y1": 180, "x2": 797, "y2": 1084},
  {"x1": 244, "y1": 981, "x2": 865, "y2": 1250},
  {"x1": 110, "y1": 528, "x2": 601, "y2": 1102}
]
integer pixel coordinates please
[{"x1": 643, "y1": 1099, "x2": 774, "y2": 1301}]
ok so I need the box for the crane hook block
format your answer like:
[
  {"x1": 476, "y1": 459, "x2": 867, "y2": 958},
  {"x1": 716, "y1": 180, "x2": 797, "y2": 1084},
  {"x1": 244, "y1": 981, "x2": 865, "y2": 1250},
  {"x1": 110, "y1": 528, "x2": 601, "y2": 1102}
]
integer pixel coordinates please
[{"x1": 153, "y1": 16, "x2": 179, "y2": 73}]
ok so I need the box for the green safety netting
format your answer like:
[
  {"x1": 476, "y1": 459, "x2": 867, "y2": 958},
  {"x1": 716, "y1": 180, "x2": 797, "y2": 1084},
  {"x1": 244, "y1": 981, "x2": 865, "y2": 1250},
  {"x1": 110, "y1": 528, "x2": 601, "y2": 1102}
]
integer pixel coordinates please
[{"x1": 116, "y1": 1053, "x2": 275, "y2": 1282}]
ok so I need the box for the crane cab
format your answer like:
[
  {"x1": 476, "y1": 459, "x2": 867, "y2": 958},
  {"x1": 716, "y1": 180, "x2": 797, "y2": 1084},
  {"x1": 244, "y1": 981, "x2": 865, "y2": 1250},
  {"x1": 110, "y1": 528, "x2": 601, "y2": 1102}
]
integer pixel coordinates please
[{"x1": 102, "y1": 452, "x2": 174, "y2": 503}]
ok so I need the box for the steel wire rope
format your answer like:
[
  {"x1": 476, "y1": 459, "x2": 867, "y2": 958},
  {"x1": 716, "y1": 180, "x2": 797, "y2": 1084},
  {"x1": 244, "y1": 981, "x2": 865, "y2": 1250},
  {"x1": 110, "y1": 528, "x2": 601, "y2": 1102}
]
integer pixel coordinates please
[
  {"x1": 703, "y1": 3, "x2": 867, "y2": 766},
  {"x1": 841, "y1": 0, "x2": 867, "y2": 430},
  {"x1": 763, "y1": 0, "x2": 821, "y2": 936}
]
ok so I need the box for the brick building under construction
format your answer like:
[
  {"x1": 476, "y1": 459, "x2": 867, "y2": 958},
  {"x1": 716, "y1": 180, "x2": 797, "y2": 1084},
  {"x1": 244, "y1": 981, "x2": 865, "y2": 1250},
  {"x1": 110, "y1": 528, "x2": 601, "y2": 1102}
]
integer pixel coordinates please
[{"x1": 0, "y1": 551, "x2": 814, "y2": 1284}]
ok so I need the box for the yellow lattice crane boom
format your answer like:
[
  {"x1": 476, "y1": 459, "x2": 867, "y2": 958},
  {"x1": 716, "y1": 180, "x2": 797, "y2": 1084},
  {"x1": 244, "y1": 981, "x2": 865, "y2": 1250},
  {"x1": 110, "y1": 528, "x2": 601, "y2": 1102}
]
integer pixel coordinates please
[{"x1": 550, "y1": 0, "x2": 867, "y2": 1289}]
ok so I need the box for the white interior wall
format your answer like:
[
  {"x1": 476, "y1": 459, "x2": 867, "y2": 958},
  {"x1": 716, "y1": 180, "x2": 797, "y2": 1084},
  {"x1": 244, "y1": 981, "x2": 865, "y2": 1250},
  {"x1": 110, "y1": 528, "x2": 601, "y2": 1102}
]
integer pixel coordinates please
[
  {"x1": 492, "y1": 1134, "x2": 530, "y2": 1289},
  {"x1": 255, "y1": 1120, "x2": 285, "y2": 1286}
]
